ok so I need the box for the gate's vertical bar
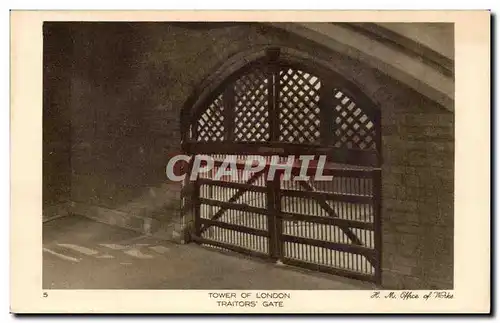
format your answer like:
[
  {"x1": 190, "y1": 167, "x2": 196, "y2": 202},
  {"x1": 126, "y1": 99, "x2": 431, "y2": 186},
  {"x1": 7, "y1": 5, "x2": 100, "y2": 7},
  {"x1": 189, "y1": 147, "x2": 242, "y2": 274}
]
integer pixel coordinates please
[
  {"x1": 266, "y1": 169, "x2": 277, "y2": 260},
  {"x1": 273, "y1": 172, "x2": 284, "y2": 260},
  {"x1": 182, "y1": 155, "x2": 195, "y2": 243},
  {"x1": 266, "y1": 47, "x2": 280, "y2": 142},
  {"x1": 372, "y1": 168, "x2": 382, "y2": 284},
  {"x1": 192, "y1": 156, "x2": 202, "y2": 240}
]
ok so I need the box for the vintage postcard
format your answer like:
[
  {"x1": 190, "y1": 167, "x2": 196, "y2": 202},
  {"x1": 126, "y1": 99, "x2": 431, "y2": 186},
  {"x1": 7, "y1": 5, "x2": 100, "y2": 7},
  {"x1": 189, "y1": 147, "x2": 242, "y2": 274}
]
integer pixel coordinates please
[{"x1": 10, "y1": 10, "x2": 490, "y2": 313}]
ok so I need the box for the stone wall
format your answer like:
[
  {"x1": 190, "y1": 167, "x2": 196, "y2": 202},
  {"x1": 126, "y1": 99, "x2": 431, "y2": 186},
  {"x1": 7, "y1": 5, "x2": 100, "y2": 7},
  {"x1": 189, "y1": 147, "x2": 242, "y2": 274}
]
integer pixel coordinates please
[
  {"x1": 43, "y1": 22, "x2": 454, "y2": 289},
  {"x1": 377, "y1": 83, "x2": 454, "y2": 289},
  {"x1": 43, "y1": 23, "x2": 72, "y2": 221}
]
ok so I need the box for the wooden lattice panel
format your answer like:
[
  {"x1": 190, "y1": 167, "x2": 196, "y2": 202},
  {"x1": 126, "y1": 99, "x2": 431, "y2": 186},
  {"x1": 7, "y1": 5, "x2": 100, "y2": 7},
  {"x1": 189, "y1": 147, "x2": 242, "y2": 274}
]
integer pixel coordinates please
[
  {"x1": 196, "y1": 94, "x2": 225, "y2": 142},
  {"x1": 332, "y1": 89, "x2": 376, "y2": 150},
  {"x1": 234, "y1": 69, "x2": 270, "y2": 142},
  {"x1": 192, "y1": 62, "x2": 379, "y2": 152},
  {"x1": 278, "y1": 68, "x2": 321, "y2": 143}
]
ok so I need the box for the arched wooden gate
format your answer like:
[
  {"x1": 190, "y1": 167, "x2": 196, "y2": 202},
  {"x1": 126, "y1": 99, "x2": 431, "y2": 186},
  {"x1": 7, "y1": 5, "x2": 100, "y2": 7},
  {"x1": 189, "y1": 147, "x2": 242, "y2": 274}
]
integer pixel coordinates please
[{"x1": 182, "y1": 48, "x2": 382, "y2": 284}]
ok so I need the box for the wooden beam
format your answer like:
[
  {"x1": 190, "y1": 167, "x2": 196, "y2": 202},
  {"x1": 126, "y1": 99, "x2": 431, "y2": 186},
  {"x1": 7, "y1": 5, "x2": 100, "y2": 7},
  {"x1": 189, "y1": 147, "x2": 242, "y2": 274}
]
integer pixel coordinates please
[
  {"x1": 280, "y1": 258, "x2": 377, "y2": 283},
  {"x1": 297, "y1": 180, "x2": 364, "y2": 246},
  {"x1": 282, "y1": 234, "x2": 374, "y2": 257},
  {"x1": 278, "y1": 211, "x2": 374, "y2": 230},
  {"x1": 199, "y1": 169, "x2": 266, "y2": 233},
  {"x1": 190, "y1": 235, "x2": 271, "y2": 261},
  {"x1": 199, "y1": 218, "x2": 269, "y2": 237},
  {"x1": 183, "y1": 141, "x2": 380, "y2": 167},
  {"x1": 198, "y1": 178, "x2": 267, "y2": 193},
  {"x1": 199, "y1": 198, "x2": 268, "y2": 216}
]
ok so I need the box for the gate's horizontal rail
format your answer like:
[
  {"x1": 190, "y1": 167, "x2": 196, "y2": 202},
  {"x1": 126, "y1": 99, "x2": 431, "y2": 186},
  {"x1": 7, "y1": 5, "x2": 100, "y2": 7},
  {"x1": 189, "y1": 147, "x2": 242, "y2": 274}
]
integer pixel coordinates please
[
  {"x1": 281, "y1": 189, "x2": 373, "y2": 203},
  {"x1": 184, "y1": 142, "x2": 380, "y2": 167},
  {"x1": 199, "y1": 198, "x2": 269, "y2": 216},
  {"x1": 209, "y1": 159, "x2": 379, "y2": 177},
  {"x1": 282, "y1": 234, "x2": 376, "y2": 258},
  {"x1": 191, "y1": 235, "x2": 271, "y2": 261},
  {"x1": 200, "y1": 218, "x2": 270, "y2": 237},
  {"x1": 198, "y1": 178, "x2": 267, "y2": 192},
  {"x1": 279, "y1": 212, "x2": 374, "y2": 230},
  {"x1": 280, "y1": 258, "x2": 377, "y2": 283}
]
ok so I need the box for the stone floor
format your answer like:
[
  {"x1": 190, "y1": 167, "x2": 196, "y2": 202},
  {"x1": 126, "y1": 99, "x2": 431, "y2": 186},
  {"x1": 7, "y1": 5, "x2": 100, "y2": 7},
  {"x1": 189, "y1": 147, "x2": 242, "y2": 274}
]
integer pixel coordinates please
[{"x1": 43, "y1": 215, "x2": 376, "y2": 290}]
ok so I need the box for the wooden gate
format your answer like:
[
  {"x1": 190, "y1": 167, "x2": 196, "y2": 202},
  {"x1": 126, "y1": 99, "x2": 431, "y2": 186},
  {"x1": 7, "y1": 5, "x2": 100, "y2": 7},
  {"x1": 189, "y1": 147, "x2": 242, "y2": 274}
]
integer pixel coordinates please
[
  {"x1": 188, "y1": 156, "x2": 381, "y2": 283},
  {"x1": 182, "y1": 47, "x2": 382, "y2": 283}
]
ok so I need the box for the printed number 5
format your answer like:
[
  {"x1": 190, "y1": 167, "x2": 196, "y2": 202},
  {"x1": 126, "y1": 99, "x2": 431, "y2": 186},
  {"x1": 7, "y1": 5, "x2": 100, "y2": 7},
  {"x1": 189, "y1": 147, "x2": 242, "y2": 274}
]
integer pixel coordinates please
[{"x1": 43, "y1": 292, "x2": 48, "y2": 298}]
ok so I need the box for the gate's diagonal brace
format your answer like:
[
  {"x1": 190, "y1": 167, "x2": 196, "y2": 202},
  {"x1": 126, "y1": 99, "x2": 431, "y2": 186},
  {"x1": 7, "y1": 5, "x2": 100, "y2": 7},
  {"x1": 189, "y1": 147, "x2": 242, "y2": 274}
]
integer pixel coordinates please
[
  {"x1": 200, "y1": 169, "x2": 266, "y2": 234},
  {"x1": 297, "y1": 181, "x2": 364, "y2": 246},
  {"x1": 297, "y1": 180, "x2": 378, "y2": 267}
]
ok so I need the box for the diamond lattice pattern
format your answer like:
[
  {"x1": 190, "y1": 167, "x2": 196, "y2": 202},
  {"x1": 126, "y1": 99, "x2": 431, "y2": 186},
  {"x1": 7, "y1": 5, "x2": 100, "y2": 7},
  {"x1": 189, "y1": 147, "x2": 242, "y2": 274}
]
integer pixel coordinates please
[
  {"x1": 196, "y1": 94, "x2": 225, "y2": 142},
  {"x1": 233, "y1": 69, "x2": 270, "y2": 142},
  {"x1": 332, "y1": 89, "x2": 376, "y2": 150},
  {"x1": 279, "y1": 68, "x2": 321, "y2": 143}
]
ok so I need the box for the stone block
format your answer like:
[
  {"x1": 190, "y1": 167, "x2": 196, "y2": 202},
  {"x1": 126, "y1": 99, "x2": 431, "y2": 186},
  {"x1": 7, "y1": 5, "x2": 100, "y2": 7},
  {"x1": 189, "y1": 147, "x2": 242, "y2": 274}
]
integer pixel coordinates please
[
  {"x1": 383, "y1": 198, "x2": 418, "y2": 213},
  {"x1": 381, "y1": 270, "x2": 405, "y2": 289},
  {"x1": 394, "y1": 224, "x2": 423, "y2": 235},
  {"x1": 404, "y1": 113, "x2": 441, "y2": 127},
  {"x1": 399, "y1": 233, "x2": 420, "y2": 251}
]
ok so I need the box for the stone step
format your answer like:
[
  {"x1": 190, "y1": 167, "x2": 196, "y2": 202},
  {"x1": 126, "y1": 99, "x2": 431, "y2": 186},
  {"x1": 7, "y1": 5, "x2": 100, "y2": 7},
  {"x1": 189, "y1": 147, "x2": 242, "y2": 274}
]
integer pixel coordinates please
[{"x1": 70, "y1": 200, "x2": 183, "y2": 243}]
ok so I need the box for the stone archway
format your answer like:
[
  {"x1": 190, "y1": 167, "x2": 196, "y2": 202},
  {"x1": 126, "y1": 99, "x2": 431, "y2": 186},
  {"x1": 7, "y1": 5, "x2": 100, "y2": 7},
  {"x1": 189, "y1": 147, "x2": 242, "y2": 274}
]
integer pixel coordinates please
[
  {"x1": 179, "y1": 46, "x2": 384, "y2": 284},
  {"x1": 180, "y1": 45, "x2": 387, "y2": 146}
]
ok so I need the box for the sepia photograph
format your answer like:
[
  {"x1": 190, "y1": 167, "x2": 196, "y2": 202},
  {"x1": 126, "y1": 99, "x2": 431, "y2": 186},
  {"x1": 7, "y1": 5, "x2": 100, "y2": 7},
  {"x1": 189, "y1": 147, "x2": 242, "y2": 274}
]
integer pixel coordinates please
[
  {"x1": 42, "y1": 20, "x2": 454, "y2": 291},
  {"x1": 10, "y1": 10, "x2": 490, "y2": 313}
]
